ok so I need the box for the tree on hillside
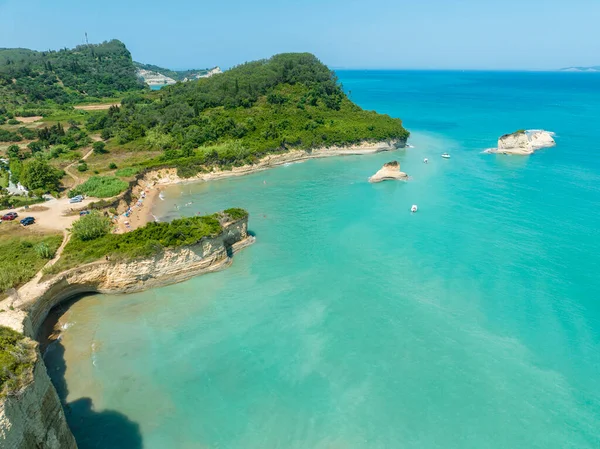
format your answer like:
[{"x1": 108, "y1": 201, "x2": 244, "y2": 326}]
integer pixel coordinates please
[
  {"x1": 92, "y1": 141, "x2": 107, "y2": 154},
  {"x1": 19, "y1": 158, "x2": 62, "y2": 193},
  {"x1": 7, "y1": 144, "x2": 20, "y2": 160}
]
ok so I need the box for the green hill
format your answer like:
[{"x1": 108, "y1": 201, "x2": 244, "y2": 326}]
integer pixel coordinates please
[
  {"x1": 0, "y1": 40, "x2": 145, "y2": 108},
  {"x1": 88, "y1": 52, "x2": 409, "y2": 175}
]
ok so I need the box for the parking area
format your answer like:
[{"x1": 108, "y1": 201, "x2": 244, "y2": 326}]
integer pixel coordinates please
[{"x1": 0, "y1": 196, "x2": 99, "y2": 232}]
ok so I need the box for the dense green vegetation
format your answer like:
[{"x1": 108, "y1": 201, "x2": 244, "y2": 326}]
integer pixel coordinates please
[
  {"x1": 0, "y1": 233, "x2": 62, "y2": 292},
  {"x1": 134, "y1": 61, "x2": 216, "y2": 82},
  {"x1": 71, "y1": 212, "x2": 111, "y2": 241},
  {"x1": 68, "y1": 175, "x2": 128, "y2": 198},
  {"x1": 0, "y1": 326, "x2": 35, "y2": 397},
  {"x1": 18, "y1": 158, "x2": 64, "y2": 194},
  {"x1": 0, "y1": 40, "x2": 145, "y2": 108},
  {"x1": 52, "y1": 210, "x2": 245, "y2": 272},
  {"x1": 114, "y1": 167, "x2": 139, "y2": 177},
  {"x1": 88, "y1": 53, "x2": 408, "y2": 175}
]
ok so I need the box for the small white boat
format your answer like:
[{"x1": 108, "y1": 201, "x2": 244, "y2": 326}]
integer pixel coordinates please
[
  {"x1": 159, "y1": 192, "x2": 165, "y2": 200},
  {"x1": 441, "y1": 153, "x2": 451, "y2": 159},
  {"x1": 423, "y1": 158, "x2": 428, "y2": 164},
  {"x1": 411, "y1": 205, "x2": 418, "y2": 213}
]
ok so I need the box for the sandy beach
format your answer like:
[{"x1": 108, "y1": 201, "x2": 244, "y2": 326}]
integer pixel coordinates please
[{"x1": 113, "y1": 140, "x2": 404, "y2": 231}]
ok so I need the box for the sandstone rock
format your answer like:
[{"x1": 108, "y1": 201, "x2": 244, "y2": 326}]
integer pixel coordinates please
[
  {"x1": 369, "y1": 161, "x2": 408, "y2": 183},
  {"x1": 0, "y1": 353, "x2": 77, "y2": 449},
  {"x1": 492, "y1": 130, "x2": 555, "y2": 155},
  {"x1": 0, "y1": 215, "x2": 254, "y2": 448}
]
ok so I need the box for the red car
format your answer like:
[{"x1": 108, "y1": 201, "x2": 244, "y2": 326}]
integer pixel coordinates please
[{"x1": 1, "y1": 212, "x2": 18, "y2": 221}]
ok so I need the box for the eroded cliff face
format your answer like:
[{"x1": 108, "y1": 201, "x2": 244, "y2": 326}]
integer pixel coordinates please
[
  {"x1": 369, "y1": 160, "x2": 408, "y2": 183},
  {"x1": 0, "y1": 216, "x2": 252, "y2": 448},
  {"x1": 26, "y1": 217, "x2": 251, "y2": 334},
  {"x1": 0, "y1": 353, "x2": 77, "y2": 449},
  {"x1": 495, "y1": 130, "x2": 555, "y2": 155}
]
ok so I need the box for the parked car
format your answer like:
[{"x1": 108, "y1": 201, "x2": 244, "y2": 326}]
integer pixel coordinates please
[
  {"x1": 69, "y1": 195, "x2": 84, "y2": 203},
  {"x1": 79, "y1": 210, "x2": 91, "y2": 216},
  {"x1": 1, "y1": 212, "x2": 18, "y2": 221},
  {"x1": 20, "y1": 217, "x2": 35, "y2": 226}
]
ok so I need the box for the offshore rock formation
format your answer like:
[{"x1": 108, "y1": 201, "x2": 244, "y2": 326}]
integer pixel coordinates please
[
  {"x1": 487, "y1": 130, "x2": 556, "y2": 155},
  {"x1": 369, "y1": 161, "x2": 408, "y2": 183},
  {"x1": 0, "y1": 214, "x2": 253, "y2": 448}
]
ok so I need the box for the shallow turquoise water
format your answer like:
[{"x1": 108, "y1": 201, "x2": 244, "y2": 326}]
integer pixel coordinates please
[{"x1": 45, "y1": 71, "x2": 600, "y2": 448}]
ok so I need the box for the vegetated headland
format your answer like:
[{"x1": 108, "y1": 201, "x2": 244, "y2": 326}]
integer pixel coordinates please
[{"x1": 0, "y1": 38, "x2": 409, "y2": 448}]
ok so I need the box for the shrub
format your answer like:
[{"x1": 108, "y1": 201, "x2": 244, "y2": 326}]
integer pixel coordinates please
[
  {"x1": 108, "y1": 162, "x2": 117, "y2": 170},
  {"x1": 114, "y1": 167, "x2": 138, "y2": 177},
  {"x1": 0, "y1": 129, "x2": 22, "y2": 142},
  {"x1": 0, "y1": 326, "x2": 35, "y2": 397},
  {"x1": 7, "y1": 119, "x2": 20, "y2": 125},
  {"x1": 69, "y1": 176, "x2": 128, "y2": 198},
  {"x1": 77, "y1": 162, "x2": 88, "y2": 172},
  {"x1": 224, "y1": 208, "x2": 249, "y2": 220},
  {"x1": 71, "y1": 212, "x2": 111, "y2": 241},
  {"x1": 49, "y1": 145, "x2": 67, "y2": 158},
  {"x1": 92, "y1": 141, "x2": 107, "y2": 154},
  {"x1": 34, "y1": 242, "x2": 55, "y2": 259},
  {"x1": 18, "y1": 127, "x2": 36, "y2": 140}
]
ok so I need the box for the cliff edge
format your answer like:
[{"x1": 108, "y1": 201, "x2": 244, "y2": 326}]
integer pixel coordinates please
[
  {"x1": 0, "y1": 351, "x2": 77, "y2": 449},
  {"x1": 0, "y1": 213, "x2": 253, "y2": 448}
]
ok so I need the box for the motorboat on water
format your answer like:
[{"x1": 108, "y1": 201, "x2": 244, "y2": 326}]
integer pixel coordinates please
[
  {"x1": 411, "y1": 205, "x2": 418, "y2": 213},
  {"x1": 441, "y1": 153, "x2": 451, "y2": 159}
]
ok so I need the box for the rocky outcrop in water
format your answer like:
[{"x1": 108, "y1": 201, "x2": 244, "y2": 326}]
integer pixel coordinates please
[
  {"x1": 369, "y1": 161, "x2": 408, "y2": 183},
  {"x1": 488, "y1": 130, "x2": 556, "y2": 155}
]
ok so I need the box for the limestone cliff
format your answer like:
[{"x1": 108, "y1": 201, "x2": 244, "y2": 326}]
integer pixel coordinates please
[
  {"x1": 369, "y1": 161, "x2": 408, "y2": 183},
  {"x1": 136, "y1": 68, "x2": 176, "y2": 86},
  {"x1": 491, "y1": 130, "x2": 556, "y2": 155},
  {"x1": 0, "y1": 352, "x2": 77, "y2": 449},
  {"x1": 0, "y1": 214, "x2": 253, "y2": 447}
]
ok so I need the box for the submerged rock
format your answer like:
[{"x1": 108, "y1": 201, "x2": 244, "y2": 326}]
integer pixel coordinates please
[
  {"x1": 488, "y1": 130, "x2": 556, "y2": 155},
  {"x1": 369, "y1": 161, "x2": 408, "y2": 183}
]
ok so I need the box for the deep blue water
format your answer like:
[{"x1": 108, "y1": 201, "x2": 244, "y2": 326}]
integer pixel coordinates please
[{"x1": 45, "y1": 71, "x2": 600, "y2": 449}]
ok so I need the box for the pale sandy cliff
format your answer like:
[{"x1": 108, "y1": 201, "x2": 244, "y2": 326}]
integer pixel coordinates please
[
  {"x1": 0, "y1": 354, "x2": 77, "y2": 449},
  {"x1": 136, "y1": 68, "x2": 176, "y2": 86},
  {"x1": 487, "y1": 130, "x2": 556, "y2": 155},
  {"x1": 369, "y1": 161, "x2": 408, "y2": 183},
  {"x1": 0, "y1": 214, "x2": 253, "y2": 448}
]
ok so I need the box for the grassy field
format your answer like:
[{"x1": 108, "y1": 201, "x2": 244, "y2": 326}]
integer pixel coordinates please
[
  {"x1": 0, "y1": 222, "x2": 62, "y2": 293},
  {"x1": 69, "y1": 175, "x2": 129, "y2": 198}
]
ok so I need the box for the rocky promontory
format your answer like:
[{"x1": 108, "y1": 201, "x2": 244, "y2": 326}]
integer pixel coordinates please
[
  {"x1": 369, "y1": 161, "x2": 408, "y2": 183},
  {"x1": 486, "y1": 130, "x2": 556, "y2": 155},
  {"x1": 0, "y1": 213, "x2": 254, "y2": 448}
]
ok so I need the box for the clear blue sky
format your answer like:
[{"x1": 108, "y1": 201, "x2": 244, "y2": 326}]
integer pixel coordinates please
[{"x1": 0, "y1": 0, "x2": 598, "y2": 70}]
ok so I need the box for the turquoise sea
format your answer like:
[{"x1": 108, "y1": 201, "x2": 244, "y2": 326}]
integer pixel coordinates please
[{"x1": 45, "y1": 71, "x2": 600, "y2": 448}]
